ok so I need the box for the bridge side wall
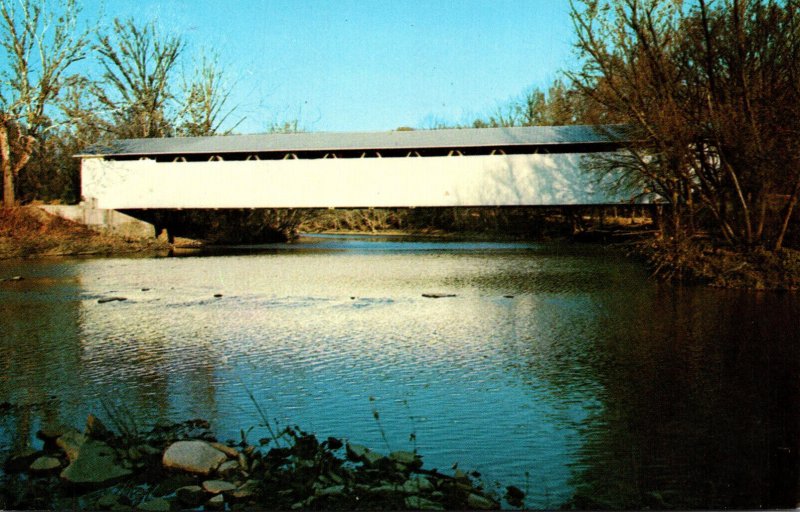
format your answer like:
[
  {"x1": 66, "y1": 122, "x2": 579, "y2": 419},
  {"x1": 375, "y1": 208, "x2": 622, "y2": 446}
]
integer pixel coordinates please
[{"x1": 81, "y1": 153, "x2": 633, "y2": 209}]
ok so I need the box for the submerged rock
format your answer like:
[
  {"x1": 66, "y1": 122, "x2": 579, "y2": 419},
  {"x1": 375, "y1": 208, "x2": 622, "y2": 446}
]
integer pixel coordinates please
[
  {"x1": 422, "y1": 293, "x2": 457, "y2": 298},
  {"x1": 98, "y1": 297, "x2": 127, "y2": 304},
  {"x1": 162, "y1": 440, "x2": 227, "y2": 475}
]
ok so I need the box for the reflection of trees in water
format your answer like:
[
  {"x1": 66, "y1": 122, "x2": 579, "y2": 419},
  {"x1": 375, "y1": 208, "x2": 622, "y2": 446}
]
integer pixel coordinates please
[
  {"x1": 561, "y1": 288, "x2": 800, "y2": 509},
  {"x1": 75, "y1": 309, "x2": 221, "y2": 429},
  {"x1": 0, "y1": 276, "x2": 83, "y2": 452}
]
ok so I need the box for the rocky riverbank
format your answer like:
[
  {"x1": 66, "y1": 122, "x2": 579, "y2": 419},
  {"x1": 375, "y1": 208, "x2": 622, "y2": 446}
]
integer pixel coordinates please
[
  {"x1": 1, "y1": 414, "x2": 515, "y2": 510},
  {"x1": 0, "y1": 207, "x2": 169, "y2": 260}
]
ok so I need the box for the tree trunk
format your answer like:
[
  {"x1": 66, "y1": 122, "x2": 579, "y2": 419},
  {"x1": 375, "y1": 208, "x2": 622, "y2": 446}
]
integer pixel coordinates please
[
  {"x1": 0, "y1": 123, "x2": 13, "y2": 208},
  {"x1": 2, "y1": 160, "x2": 14, "y2": 208},
  {"x1": 774, "y1": 179, "x2": 800, "y2": 251}
]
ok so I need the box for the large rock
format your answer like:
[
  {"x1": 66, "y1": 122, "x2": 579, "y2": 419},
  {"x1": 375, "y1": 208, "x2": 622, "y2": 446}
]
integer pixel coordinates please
[
  {"x1": 60, "y1": 439, "x2": 132, "y2": 486},
  {"x1": 162, "y1": 440, "x2": 227, "y2": 475}
]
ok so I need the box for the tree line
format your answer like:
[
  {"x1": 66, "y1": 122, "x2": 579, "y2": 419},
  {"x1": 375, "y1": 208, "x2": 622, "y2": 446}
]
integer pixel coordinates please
[{"x1": 0, "y1": 0, "x2": 238, "y2": 207}]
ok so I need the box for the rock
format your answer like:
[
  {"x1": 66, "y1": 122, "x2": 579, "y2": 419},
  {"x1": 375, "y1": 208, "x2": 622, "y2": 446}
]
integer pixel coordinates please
[
  {"x1": 202, "y1": 479, "x2": 237, "y2": 494},
  {"x1": 176, "y1": 486, "x2": 206, "y2": 507},
  {"x1": 151, "y1": 474, "x2": 196, "y2": 497},
  {"x1": 210, "y1": 442, "x2": 239, "y2": 458},
  {"x1": 231, "y1": 480, "x2": 260, "y2": 500},
  {"x1": 216, "y1": 459, "x2": 240, "y2": 477},
  {"x1": 390, "y1": 450, "x2": 421, "y2": 468},
  {"x1": 206, "y1": 494, "x2": 225, "y2": 509},
  {"x1": 213, "y1": 294, "x2": 223, "y2": 298},
  {"x1": 503, "y1": 295, "x2": 515, "y2": 298},
  {"x1": 29, "y1": 455, "x2": 61, "y2": 472},
  {"x1": 505, "y1": 485, "x2": 525, "y2": 507},
  {"x1": 136, "y1": 497, "x2": 171, "y2": 511},
  {"x1": 127, "y1": 446, "x2": 142, "y2": 461},
  {"x1": 98, "y1": 297, "x2": 127, "y2": 304},
  {"x1": 96, "y1": 492, "x2": 124, "y2": 509},
  {"x1": 453, "y1": 468, "x2": 469, "y2": 481},
  {"x1": 405, "y1": 495, "x2": 444, "y2": 510},
  {"x1": 467, "y1": 492, "x2": 499, "y2": 510},
  {"x1": 346, "y1": 443, "x2": 385, "y2": 466},
  {"x1": 56, "y1": 430, "x2": 88, "y2": 461},
  {"x1": 422, "y1": 293, "x2": 456, "y2": 298},
  {"x1": 60, "y1": 439, "x2": 133, "y2": 487},
  {"x1": 86, "y1": 414, "x2": 111, "y2": 439},
  {"x1": 136, "y1": 444, "x2": 161, "y2": 457},
  {"x1": 37, "y1": 424, "x2": 70, "y2": 443},
  {"x1": 162, "y1": 440, "x2": 227, "y2": 475},
  {"x1": 4, "y1": 448, "x2": 40, "y2": 472},
  {"x1": 314, "y1": 485, "x2": 345, "y2": 497},
  {"x1": 402, "y1": 476, "x2": 434, "y2": 493}
]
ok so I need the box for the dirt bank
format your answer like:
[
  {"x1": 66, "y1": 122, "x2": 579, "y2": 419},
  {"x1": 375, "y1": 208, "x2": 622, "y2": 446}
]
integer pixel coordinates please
[{"x1": 0, "y1": 207, "x2": 169, "y2": 260}]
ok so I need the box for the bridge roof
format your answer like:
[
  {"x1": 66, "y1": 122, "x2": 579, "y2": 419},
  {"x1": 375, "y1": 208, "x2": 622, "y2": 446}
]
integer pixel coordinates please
[{"x1": 79, "y1": 125, "x2": 629, "y2": 159}]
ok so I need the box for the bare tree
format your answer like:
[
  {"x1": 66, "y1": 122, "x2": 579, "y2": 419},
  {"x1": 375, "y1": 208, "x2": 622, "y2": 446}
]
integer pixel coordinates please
[
  {"x1": 178, "y1": 50, "x2": 241, "y2": 136},
  {"x1": 0, "y1": 0, "x2": 89, "y2": 207},
  {"x1": 93, "y1": 17, "x2": 183, "y2": 139},
  {"x1": 569, "y1": 0, "x2": 800, "y2": 250}
]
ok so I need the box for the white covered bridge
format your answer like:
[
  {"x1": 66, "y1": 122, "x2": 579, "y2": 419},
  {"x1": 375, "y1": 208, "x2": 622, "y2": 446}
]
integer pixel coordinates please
[{"x1": 78, "y1": 125, "x2": 638, "y2": 209}]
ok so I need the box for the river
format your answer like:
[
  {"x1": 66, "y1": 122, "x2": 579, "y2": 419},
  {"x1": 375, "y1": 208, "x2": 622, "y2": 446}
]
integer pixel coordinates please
[{"x1": 1, "y1": 235, "x2": 798, "y2": 509}]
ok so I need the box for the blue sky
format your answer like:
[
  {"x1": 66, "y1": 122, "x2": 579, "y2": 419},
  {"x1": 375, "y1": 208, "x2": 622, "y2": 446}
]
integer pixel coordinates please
[{"x1": 84, "y1": 1, "x2": 578, "y2": 133}]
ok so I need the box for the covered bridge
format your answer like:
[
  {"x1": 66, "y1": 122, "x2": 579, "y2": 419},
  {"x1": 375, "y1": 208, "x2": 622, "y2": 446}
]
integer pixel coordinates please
[{"x1": 78, "y1": 125, "x2": 638, "y2": 209}]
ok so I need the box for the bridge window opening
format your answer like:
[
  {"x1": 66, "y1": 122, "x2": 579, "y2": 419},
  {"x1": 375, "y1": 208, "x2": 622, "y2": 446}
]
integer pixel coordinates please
[{"x1": 105, "y1": 142, "x2": 622, "y2": 163}]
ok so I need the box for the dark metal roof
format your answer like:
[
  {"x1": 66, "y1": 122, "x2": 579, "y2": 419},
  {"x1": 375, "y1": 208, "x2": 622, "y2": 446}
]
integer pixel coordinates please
[{"x1": 78, "y1": 125, "x2": 630, "y2": 158}]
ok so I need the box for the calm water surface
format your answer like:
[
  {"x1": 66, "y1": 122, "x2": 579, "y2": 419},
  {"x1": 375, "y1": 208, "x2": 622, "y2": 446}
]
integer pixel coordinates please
[{"x1": 1, "y1": 235, "x2": 798, "y2": 509}]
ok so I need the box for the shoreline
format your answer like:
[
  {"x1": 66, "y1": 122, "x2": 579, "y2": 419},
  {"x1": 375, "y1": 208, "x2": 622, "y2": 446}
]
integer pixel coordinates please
[
  {"x1": 1, "y1": 414, "x2": 509, "y2": 510},
  {"x1": 3, "y1": 206, "x2": 799, "y2": 290}
]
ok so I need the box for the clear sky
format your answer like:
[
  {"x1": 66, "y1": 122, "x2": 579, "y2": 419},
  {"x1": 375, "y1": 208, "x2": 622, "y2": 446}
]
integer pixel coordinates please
[{"x1": 83, "y1": 1, "x2": 578, "y2": 133}]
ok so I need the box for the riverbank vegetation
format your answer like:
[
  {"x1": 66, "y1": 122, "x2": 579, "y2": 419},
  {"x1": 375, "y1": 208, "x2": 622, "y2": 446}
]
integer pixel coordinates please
[{"x1": 1, "y1": 413, "x2": 507, "y2": 510}]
